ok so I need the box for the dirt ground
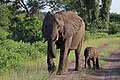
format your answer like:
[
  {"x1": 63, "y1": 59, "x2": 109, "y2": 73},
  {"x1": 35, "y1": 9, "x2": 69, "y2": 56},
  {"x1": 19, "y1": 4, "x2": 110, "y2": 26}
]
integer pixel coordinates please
[{"x1": 48, "y1": 46, "x2": 120, "y2": 80}]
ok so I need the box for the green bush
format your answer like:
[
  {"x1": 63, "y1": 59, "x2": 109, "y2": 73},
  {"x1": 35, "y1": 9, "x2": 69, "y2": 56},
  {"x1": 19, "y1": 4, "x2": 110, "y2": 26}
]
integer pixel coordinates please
[
  {"x1": 110, "y1": 13, "x2": 120, "y2": 22},
  {"x1": 114, "y1": 32, "x2": 120, "y2": 37},
  {"x1": 84, "y1": 31, "x2": 92, "y2": 40},
  {"x1": 0, "y1": 47, "x2": 23, "y2": 69},
  {"x1": 0, "y1": 5, "x2": 11, "y2": 29},
  {"x1": 0, "y1": 39, "x2": 41, "y2": 59},
  {"x1": 85, "y1": 31, "x2": 108, "y2": 40},
  {"x1": 0, "y1": 39, "x2": 46, "y2": 72},
  {"x1": 0, "y1": 5, "x2": 11, "y2": 40},
  {"x1": 0, "y1": 27, "x2": 9, "y2": 40},
  {"x1": 94, "y1": 33, "x2": 108, "y2": 39},
  {"x1": 109, "y1": 32, "x2": 120, "y2": 38},
  {"x1": 85, "y1": 31, "x2": 120, "y2": 40},
  {"x1": 9, "y1": 17, "x2": 43, "y2": 43},
  {"x1": 108, "y1": 22, "x2": 120, "y2": 34},
  {"x1": 33, "y1": 41, "x2": 47, "y2": 55}
]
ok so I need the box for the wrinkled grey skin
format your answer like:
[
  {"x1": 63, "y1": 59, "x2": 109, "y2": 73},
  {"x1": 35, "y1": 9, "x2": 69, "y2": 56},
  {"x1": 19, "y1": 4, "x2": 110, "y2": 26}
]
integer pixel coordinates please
[{"x1": 42, "y1": 11, "x2": 85, "y2": 75}]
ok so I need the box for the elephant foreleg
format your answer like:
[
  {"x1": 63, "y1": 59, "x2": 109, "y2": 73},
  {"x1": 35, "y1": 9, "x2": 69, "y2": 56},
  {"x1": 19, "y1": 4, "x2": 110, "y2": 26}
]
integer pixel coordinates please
[
  {"x1": 87, "y1": 59, "x2": 91, "y2": 68},
  {"x1": 84, "y1": 56, "x2": 88, "y2": 68},
  {"x1": 57, "y1": 47, "x2": 69, "y2": 75},
  {"x1": 47, "y1": 57, "x2": 56, "y2": 73},
  {"x1": 57, "y1": 38, "x2": 72, "y2": 75}
]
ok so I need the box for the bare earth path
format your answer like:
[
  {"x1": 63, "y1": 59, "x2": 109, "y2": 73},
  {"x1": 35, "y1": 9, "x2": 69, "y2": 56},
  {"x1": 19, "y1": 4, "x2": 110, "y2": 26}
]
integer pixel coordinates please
[{"x1": 49, "y1": 46, "x2": 120, "y2": 80}]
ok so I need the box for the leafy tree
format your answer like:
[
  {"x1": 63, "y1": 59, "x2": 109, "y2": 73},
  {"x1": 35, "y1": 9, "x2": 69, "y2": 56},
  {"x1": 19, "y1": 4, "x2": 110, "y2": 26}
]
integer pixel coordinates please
[
  {"x1": 84, "y1": 0, "x2": 100, "y2": 31},
  {"x1": 0, "y1": 4, "x2": 11, "y2": 39},
  {"x1": 0, "y1": 27, "x2": 9, "y2": 40},
  {"x1": 0, "y1": 0, "x2": 11, "y2": 5},
  {"x1": 108, "y1": 22, "x2": 120, "y2": 34},
  {"x1": 0, "y1": 0, "x2": 44, "y2": 42},
  {"x1": 12, "y1": 0, "x2": 46, "y2": 17},
  {"x1": 0, "y1": 0, "x2": 46, "y2": 17},
  {"x1": 0, "y1": 4, "x2": 11, "y2": 29},
  {"x1": 100, "y1": 0, "x2": 112, "y2": 29},
  {"x1": 9, "y1": 17, "x2": 43, "y2": 43},
  {"x1": 110, "y1": 13, "x2": 120, "y2": 22},
  {"x1": 109, "y1": 13, "x2": 120, "y2": 34}
]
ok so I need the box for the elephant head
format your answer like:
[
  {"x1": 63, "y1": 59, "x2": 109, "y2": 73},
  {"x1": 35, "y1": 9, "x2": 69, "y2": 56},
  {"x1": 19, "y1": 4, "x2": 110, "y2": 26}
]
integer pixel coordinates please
[{"x1": 42, "y1": 12, "x2": 61, "y2": 58}]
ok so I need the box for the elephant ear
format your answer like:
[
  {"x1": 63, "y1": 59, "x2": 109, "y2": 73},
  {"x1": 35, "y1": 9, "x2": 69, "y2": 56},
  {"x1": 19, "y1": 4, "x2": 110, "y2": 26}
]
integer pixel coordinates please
[
  {"x1": 62, "y1": 11, "x2": 82, "y2": 39},
  {"x1": 42, "y1": 12, "x2": 53, "y2": 40}
]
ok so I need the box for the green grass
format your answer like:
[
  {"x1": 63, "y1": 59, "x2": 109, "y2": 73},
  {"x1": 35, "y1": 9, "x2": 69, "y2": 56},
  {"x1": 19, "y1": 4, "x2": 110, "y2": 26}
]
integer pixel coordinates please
[
  {"x1": 70, "y1": 38, "x2": 120, "y2": 80},
  {"x1": 0, "y1": 59, "x2": 49, "y2": 80},
  {"x1": 68, "y1": 38, "x2": 120, "y2": 63},
  {"x1": 99, "y1": 38, "x2": 120, "y2": 65},
  {"x1": 0, "y1": 38, "x2": 120, "y2": 80}
]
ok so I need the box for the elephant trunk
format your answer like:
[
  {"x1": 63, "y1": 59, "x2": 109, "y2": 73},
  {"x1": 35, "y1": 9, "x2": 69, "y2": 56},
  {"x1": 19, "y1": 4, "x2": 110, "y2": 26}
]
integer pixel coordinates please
[{"x1": 48, "y1": 41, "x2": 56, "y2": 58}]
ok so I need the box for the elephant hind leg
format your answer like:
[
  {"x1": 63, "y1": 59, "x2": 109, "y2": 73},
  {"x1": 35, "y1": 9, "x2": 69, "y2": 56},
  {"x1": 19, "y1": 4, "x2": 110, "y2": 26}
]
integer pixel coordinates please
[
  {"x1": 74, "y1": 50, "x2": 80, "y2": 71},
  {"x1": 74, "y1": 39, "x2": 83, "y2": 71},
  {"x1": 96, "y1": 57, "x2": 100, "y2": 69},
  {"x1": 93, "y1": 58, "x2": 96, "y2": 70}
]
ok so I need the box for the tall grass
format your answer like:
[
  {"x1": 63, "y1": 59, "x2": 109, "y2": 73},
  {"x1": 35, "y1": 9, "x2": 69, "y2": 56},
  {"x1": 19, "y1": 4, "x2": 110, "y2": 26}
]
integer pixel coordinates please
[
  {"x1": 0, "y1": 38, "x2": 120, "y2": 80},
  {"x1": 0, "y1": 58, "x2": 49, "y2": 80}
]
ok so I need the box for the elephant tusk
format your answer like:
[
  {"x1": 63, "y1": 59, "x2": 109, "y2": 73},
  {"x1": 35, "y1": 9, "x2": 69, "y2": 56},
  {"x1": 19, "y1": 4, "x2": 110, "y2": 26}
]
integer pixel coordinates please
[
  {"x1": 56, "y1": 35, "x2": 59, "y2": 41},
  {"x1": 52, "y1": 35, "x2": 59, "y2": 42}
]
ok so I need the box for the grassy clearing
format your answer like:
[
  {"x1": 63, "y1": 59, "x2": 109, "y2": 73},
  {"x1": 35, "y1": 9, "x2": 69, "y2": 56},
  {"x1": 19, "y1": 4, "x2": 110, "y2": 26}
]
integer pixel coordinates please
[
  {"x1": 99, "y1": 38, "x2": 120, "y2": 65},
  {"x1": 68, "y1": 37, "x2": 120, "y2": 63},
  {"x1": 70, "y1": 37, "x2": 120, "y2": 80},
  {"x1": 0, "y1": 38, "x2": 120, "y2": 80},
  {"x1": 0, "y1": 54, "x2": 49, "y2": 80}
]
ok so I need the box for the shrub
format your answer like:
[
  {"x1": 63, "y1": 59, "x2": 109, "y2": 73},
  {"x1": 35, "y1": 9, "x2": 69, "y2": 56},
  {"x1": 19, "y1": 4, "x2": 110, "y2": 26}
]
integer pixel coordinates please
[
  {"x1": 32, "y1": 41, "x2": 47, "y2": 55},
  {"x1": 9, "y1": 17, "x2": 43, "y2": 43},
  {"x1": 114, "y1": 32, "x2": 120, "y2": 37},
  {"x1": 109, "y1": 32, "x2": 120, "y2": 38},
  {"x1": 85, "y1": 31, "x2": 108, "y2": 40},
  {"x1": 0, "y1": 47, "x2": 23, "y2": 69},
  {"x1": 0, "y1": 27, "x2": 9, "y2": 40},
  {"x1": 108, "y1": 22, "x2": 120, "y2": 34},
  {"x1": 0, "y1": 39, "x2": 46, "y2": 71},
  {"x1": 0, "y1": 5, "x2": 11, "y2": 29},
  {"x1": 93, "y1": 33, "x2": 108, "y2": 39}
]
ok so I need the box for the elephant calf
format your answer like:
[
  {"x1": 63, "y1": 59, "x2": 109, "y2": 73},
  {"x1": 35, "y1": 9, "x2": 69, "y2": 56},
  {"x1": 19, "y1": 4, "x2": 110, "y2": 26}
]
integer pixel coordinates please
[{"x1": 84, "y1": 47, "x2": 100, "y2": 70}]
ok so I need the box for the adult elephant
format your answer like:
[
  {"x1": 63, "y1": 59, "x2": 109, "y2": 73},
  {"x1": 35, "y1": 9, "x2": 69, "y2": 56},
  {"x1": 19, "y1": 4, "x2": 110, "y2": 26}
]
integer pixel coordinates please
[{"x1": 42, "y1": 11, "x2": 85, "y2": 75}]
